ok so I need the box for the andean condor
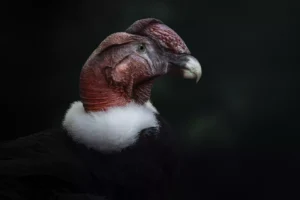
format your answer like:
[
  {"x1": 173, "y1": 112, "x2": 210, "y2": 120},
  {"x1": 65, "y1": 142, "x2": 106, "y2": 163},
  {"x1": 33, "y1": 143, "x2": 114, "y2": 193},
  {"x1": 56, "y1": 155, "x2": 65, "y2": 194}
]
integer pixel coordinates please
[{"x1": 1, "y1": 18, "x2": 201, "y2": 200}]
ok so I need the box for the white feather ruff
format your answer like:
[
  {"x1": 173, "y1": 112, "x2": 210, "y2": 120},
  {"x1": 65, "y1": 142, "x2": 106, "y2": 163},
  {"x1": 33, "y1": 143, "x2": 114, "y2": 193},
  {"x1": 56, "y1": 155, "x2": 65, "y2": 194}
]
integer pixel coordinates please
[{"x1": 62, "y1": 101, "x2": 159, "y2": 152}]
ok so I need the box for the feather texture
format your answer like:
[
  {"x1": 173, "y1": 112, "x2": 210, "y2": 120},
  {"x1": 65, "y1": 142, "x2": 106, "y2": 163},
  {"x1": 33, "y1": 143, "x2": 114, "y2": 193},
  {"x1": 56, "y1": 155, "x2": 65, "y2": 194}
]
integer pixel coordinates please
[{"x1": 63, "y1": 101, "x2": 159, "y2": 152}]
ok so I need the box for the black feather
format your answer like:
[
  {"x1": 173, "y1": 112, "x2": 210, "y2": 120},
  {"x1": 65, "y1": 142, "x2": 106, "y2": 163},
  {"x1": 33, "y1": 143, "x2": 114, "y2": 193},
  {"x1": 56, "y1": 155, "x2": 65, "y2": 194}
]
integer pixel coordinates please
[{"x1": 0, "y1": 116, "x2": 178, "y2": 200}]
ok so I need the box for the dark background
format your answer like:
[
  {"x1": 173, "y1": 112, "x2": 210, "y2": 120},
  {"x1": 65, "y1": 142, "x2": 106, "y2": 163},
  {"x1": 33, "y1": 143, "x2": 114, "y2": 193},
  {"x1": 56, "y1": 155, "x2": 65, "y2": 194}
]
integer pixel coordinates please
[{"x1": 5, "y1": 0, "x2": 300, "y2": 198}]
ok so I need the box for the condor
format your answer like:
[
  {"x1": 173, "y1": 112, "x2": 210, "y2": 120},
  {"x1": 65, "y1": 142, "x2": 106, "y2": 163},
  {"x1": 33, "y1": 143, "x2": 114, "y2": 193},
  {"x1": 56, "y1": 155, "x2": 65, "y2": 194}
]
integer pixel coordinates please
[{"x1": 0, "y1": 18, "x2": 201, "y2": 200}]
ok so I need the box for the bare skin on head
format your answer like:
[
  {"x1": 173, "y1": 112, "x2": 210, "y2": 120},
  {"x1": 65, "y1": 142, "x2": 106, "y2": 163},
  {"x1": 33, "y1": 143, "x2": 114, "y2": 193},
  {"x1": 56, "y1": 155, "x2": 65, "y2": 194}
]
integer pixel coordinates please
[{"x1": 80, "y1": 18, "x2": 202, "y2": 112}]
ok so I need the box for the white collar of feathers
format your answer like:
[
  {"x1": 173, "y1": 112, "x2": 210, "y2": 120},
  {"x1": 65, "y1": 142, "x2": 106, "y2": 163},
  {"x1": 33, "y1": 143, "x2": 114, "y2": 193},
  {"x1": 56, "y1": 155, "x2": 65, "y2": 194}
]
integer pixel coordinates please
[{"x1": 62, "y1": 101, "x2": 159, "y2": 152}]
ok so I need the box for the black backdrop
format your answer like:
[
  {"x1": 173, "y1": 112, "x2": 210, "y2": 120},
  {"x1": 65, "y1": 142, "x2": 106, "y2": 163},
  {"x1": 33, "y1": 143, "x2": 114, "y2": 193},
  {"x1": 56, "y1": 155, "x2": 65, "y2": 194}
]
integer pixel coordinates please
[{"x1": 5, "y1": 0, "x2": 300, "y2": 198}]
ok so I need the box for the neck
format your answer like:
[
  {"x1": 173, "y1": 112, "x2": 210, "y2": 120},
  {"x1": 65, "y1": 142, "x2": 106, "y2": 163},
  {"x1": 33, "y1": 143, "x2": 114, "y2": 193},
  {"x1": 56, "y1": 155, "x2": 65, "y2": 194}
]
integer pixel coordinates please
[
  {"x1": 80, "y1": 70, "x2": 154, "y2": 112},
  {"x1": 80, "y1": 83, "x2": 130, "y2": 112}
]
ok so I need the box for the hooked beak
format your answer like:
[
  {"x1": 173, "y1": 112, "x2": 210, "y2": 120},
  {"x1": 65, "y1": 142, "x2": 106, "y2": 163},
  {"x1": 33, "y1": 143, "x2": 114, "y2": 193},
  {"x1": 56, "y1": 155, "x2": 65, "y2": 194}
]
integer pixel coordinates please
[
  {"x1": 168, "y1": 55, "x2": 202, "y2": 83},
  {"x1": 182, "y1": 55, "x2": 202, "y2": 83}
]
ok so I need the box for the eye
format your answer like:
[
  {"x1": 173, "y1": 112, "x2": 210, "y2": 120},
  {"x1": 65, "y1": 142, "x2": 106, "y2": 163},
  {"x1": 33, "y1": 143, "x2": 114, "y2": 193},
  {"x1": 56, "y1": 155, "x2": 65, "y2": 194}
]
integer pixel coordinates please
[{"x1": 137, "y1": 43, "x2": 146, "y2": 53}]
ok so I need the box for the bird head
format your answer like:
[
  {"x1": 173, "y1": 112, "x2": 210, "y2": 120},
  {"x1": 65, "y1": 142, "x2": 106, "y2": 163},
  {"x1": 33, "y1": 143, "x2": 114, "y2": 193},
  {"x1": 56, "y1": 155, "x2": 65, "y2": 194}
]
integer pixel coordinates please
[{"x1": 80, "y1": 18, "x2": 202, "y2": 112}]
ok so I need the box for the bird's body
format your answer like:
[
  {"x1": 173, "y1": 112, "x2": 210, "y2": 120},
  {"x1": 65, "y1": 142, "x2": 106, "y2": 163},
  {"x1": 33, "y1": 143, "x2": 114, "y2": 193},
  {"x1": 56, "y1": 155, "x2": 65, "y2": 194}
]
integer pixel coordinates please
[
  {"x1": 1, "y1": 110, "x2": 177, "y2": 200},
  {"x1": 2, "y1": 18, "x2": 201, "y2": 200}
]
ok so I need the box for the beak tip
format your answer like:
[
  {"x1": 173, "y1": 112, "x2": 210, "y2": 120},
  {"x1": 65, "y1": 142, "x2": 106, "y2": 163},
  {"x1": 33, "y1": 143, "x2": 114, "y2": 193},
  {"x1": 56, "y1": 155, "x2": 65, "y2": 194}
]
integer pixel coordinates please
[
  {"x1": 183, "y1": 55, "x2": 202, "y2": 83},
  {"x1": 196, "y1": 70, "x2": 202, "y2": 83}
]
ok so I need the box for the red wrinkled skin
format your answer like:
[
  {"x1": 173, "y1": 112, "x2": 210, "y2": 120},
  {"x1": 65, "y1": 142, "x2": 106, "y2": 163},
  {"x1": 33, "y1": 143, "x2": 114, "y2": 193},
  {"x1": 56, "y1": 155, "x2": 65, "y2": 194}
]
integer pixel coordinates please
[
  {"x1": 80, "y1": 33, "x2": 153, "y2": 112},
  {"x1": 80, "y1": 19, "x2": 190, "y2": 112},
  {"x1": 146, "y1": 23, "x2": 190, "y2": 54},
  {"x1": 126, "y1": 18, "x2": 190, "y2": 54}
]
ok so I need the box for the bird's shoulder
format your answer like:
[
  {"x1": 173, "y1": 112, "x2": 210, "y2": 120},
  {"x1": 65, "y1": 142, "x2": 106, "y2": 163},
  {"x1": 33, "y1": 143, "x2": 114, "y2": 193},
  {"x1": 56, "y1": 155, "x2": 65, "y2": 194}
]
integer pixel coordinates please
[
  {"x1": 0, "y1": 128, "x2": 73, "y2": 162},
  {"x1": 0, "y1": 128, "x2": 97, "y2": 199}
]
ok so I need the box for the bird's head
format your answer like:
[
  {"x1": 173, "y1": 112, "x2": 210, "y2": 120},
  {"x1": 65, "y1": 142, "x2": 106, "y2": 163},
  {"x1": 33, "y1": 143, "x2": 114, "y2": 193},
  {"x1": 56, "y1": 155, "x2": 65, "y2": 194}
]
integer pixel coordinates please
[{"x1": 80, "y1": 18, "x2": 202, "y2": 112}]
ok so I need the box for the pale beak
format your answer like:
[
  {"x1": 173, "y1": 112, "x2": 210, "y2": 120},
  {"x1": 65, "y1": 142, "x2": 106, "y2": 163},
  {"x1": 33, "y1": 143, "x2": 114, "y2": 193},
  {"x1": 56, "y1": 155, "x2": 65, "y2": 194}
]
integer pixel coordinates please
[
  {"x1": 168, "y1": 54, "x2": 202, "y2": 83},
  {"x1": 181, "y1": 55, "x2": 202, "y2": 83}
]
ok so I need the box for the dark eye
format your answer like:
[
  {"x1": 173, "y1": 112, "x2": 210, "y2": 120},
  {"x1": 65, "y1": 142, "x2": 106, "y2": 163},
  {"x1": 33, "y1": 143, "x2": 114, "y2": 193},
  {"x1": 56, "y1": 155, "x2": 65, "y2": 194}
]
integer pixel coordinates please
[{"x1": 137, "y1": 44, "x2": 146, "y2": 53}]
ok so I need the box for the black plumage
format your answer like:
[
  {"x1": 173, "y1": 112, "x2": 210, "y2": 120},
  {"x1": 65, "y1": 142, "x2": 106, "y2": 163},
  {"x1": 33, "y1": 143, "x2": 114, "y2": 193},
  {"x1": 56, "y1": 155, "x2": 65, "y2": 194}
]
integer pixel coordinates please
[{"x1": 0, "y1": 115, "x2": 178, "y2": 200}]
